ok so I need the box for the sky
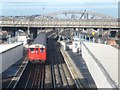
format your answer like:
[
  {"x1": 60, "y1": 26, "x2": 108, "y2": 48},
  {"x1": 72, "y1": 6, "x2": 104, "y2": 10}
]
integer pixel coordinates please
[{"x1": 0, "y1": 0, "x2": 119, "y2": 18}]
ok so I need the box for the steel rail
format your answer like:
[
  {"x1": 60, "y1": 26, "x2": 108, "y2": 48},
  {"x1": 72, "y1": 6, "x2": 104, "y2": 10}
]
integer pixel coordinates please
[
  {"x1": 40, "y1": 65, "x2": 45, "y2": 90},
  {"x1": 53, "y1": 40, "x2": 70, "y2": 89},
  {"x1": 51, "y1": 39, "x2": 63, "y2": 88},
  {"x1": 31, "y1": 64, "x2": 38, "y2": 88},
  {"x1": 6, "y1": 57, "x2": 28, "y2": 89},
  {"x1": 60, "y1": 48, "x2": 83, "y2": 89},
  {"x1": 24, "y1": 67, "x2": 32, "y2": 89},
  {"x1": 49, "y1": 38, "x2": 56, "y2": 89}
]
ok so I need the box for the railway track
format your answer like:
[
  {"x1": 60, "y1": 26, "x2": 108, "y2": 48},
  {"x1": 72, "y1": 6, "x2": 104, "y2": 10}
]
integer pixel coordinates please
[
  {"x1": 5, "y1": 57, "x2": 28, "y2": 89},
  {"x1": 48, "y1": 38, "x2": 78, "y2": 89},
  {"x1": 3, "y1": 32, "x2": 81, "y2": 89},
  {"x1": 11, "y1": 62, "x2": 45, "y2": 89}
]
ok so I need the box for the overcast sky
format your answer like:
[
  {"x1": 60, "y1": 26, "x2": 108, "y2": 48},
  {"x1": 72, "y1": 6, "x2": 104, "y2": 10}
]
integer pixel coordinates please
[
  {"x1": 1, "y1": 0, "x2": 119, "y2": 2},
  {"x1": 0, "y1": 0, "x2": 119, "y2": 18}
]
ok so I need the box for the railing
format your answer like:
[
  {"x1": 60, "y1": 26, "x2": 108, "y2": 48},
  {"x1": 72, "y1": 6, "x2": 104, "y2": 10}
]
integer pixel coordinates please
[{"x1": 0, "y1": 19, "x2": 119, "y2": 28}]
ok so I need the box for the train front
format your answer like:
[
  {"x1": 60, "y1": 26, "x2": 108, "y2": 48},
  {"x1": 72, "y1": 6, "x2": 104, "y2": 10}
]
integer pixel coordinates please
[
  {"x1": 28, "y1": 32, "x2": 47, "y2": 63},
  {"x1": 28, "y1": 44, "x2": 46, "y2": 62}
]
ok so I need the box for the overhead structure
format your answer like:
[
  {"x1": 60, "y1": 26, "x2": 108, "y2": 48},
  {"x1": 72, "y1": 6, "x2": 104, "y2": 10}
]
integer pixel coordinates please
[{"x1": 0, "y1": 11, "x2": 119, "y2": 28}]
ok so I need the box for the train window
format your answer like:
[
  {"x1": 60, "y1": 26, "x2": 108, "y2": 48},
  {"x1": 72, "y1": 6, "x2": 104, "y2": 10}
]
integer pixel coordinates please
[
  {"x1": 40, "y1": 48, "x2": 44, "y2": 52},
  {"x1": 36, "y1": 48, "x2": 38, "y2": 53},
  {"x1": 30, "y1": 48, "x2": 34, "y2": 53}
]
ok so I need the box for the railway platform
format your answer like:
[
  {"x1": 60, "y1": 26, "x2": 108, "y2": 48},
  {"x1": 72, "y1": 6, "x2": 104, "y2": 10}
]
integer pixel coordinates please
[
  {"x1": 67, "y1": 50, "x2": 96, "y2": 88},
  {"x1": 61, "y1": 48, "x2": 97, "y2": 88},
  {"x1": 2, "y1": 60, "x2": 22, "y2": 79},
  {"x1": 2, "y1": 48, "x2": 28, "y2": 88},
  {"x1": 2, "y1": 60, "x2": 22, "y2": 88}
]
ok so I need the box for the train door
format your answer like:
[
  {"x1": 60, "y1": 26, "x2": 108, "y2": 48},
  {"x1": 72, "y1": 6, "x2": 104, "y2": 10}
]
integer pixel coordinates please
[{"x1": 35, "y1": 48, "x2": 39, "y2": 60}]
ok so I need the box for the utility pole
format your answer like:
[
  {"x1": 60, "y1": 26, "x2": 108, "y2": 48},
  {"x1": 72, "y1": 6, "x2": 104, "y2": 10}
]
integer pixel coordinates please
[{"x1": 27, "y1": 17, "x2": 30, "y2": 35}]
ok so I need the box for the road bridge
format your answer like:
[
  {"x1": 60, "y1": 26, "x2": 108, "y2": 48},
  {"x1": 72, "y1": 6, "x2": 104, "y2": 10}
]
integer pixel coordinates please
[{"x1": 0, "y1": 11, "x2": 120, "y2": 29}]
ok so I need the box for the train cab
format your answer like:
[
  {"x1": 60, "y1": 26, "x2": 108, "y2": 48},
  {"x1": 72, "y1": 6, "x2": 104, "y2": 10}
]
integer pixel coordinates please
[
  {"x1": 28, "y1": 32, "x2": 47, "y2": 63},
  {"x1": 28, "y1": 44, "x2": 46, "y2": 62}
]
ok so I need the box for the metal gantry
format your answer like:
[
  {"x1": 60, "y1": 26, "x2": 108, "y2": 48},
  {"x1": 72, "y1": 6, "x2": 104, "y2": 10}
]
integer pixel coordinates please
[{"x1": 0, "y1": 11, "x2": 119, "y2": 28}]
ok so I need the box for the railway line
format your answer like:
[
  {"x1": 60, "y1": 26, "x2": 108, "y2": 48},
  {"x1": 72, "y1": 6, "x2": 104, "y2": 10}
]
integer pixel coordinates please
[
  {"x1": 14, "y1": 63, "x2": 45, "y2": 89},
  {"x1": 3, "y1": 31, "x2": 82, "y2": 89},
  {"x1": 48, "y1": 37, "x2": 78, "y2": 89}
]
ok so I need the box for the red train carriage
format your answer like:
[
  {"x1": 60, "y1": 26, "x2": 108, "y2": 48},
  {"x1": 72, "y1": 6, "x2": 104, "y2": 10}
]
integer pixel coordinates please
[{"x1": 28, "y1": 32, "x2": 46, "y2": 62}]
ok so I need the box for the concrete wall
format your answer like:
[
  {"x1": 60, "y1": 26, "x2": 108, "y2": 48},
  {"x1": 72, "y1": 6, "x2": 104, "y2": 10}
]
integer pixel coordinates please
[
  {"x1": 82, "y1": 42, "x2": 117, "y2": 88},
  {"x1": 1, "y1": 44, "x2": 23, "y2": 73}
]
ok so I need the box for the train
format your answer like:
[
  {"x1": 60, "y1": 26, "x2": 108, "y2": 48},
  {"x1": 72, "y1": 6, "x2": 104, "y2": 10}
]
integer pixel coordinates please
[{"x1": 28, "y1": 32, "x2": 47, "y2": 62}]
